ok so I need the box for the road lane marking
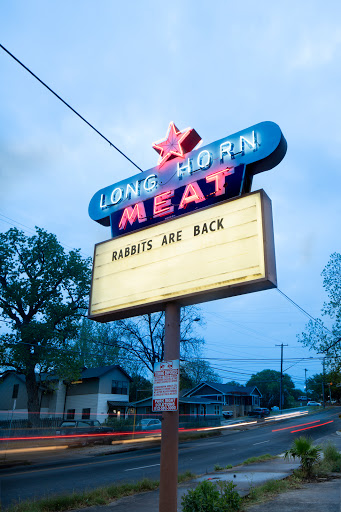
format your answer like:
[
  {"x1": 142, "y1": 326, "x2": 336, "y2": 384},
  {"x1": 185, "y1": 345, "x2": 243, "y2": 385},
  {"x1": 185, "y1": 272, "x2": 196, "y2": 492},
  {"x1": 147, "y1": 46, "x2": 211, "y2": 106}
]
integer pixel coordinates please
[
  {"x1": 0, "y1": 452, "x2": 160, "y2": 478},
  {"x1": 125, "y1": 463, "x2": 160, "y2": 472},
  {"x1": 253, "y1": 440, "x2": 270, "y2": 445}
]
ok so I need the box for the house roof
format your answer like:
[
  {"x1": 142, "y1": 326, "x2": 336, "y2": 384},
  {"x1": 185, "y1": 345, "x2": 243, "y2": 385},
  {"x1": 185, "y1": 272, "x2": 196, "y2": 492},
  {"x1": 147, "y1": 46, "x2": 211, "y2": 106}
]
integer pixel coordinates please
[
  {"x1": 81, "y1": 365, "x2": 132, "y2": 381},
  {"x1": 183, "y1": 381, "x2": 262, "y2": 398},
  {"x1": 0, "y1": 365, "x2": 133, "y2": 384},
  {"x1": 107, "y1": 401, "x2": 131, "y2": 407},
  {"x1": 131, "y1": 396, "x2": 221, "y2": 407}
]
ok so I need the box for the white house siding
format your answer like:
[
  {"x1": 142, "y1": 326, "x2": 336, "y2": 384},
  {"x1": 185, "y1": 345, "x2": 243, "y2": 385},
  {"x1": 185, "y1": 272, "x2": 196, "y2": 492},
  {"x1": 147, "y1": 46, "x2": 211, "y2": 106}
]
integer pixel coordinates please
[
  {"x1": 0, "y1": 408, "x2": 28, "y2": 421},
  {"x1": 97, "y1": 394, "x2": 129, "y2": 422},
  {"x1": 64, "y1": 394, "x2": 98, "y2": 420},
  {"x1": 52, "y1": 380, "x2": 67, "y2": 417}
]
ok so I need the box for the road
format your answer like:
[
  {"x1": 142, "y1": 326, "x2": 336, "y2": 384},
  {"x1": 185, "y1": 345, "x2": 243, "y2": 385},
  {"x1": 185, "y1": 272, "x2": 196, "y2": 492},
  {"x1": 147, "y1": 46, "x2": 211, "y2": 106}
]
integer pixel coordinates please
[{"x1": 0, "y1": 408, "x2": 340, "y2": 508}]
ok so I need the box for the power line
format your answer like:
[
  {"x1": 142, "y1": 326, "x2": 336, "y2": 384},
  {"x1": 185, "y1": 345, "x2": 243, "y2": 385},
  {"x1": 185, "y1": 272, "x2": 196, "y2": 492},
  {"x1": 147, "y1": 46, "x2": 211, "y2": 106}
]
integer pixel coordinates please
[
  {"x1": 0, "y1": 212, "x2": 91, "y2": 259},
  {"x1": 0, "y1": 43, "x2": 143, "y2": 173}
]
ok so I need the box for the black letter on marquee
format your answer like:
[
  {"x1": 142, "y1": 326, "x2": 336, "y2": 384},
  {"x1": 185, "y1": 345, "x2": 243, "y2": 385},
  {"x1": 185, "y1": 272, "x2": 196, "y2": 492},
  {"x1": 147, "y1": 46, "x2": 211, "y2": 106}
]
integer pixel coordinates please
[
  {"x1": 112, "y1": 251, "x2": 117, "y2": 261},
  {"x1": 217, "y1": 218, "x2": 224, "y2": 230},
  {"x1": 194, "y1": 225, "x2": 200, "y2": 236}
]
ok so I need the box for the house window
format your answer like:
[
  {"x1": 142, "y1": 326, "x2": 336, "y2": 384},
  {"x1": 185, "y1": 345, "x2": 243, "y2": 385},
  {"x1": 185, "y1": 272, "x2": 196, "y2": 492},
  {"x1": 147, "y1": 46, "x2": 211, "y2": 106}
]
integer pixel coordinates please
[
  {"x1": 66, "y1": 409, "x2": 75, "y2": 419},
  {"x1": 82, "y1": 408, "x2": 91, "y2": 419},
  {"x1": 111, "y1": 380, "x2": 128, "y2": 395},
  {"x1": 214, "y1": 405, "x2": 220, "y2": 415},
  {"x1": 12, "y1": 384, "x2": 19, "y2": 399}
]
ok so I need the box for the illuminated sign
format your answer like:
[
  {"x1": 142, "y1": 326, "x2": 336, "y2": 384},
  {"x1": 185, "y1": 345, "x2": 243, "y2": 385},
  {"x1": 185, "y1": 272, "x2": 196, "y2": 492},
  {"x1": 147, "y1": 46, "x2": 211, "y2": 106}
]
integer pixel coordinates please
[
  {"x1": 89, "y1": 121, "x2": 286, "y2": 238},
  {"x1": 88, "y1": 191, "x2": 276, "y2": 321}
]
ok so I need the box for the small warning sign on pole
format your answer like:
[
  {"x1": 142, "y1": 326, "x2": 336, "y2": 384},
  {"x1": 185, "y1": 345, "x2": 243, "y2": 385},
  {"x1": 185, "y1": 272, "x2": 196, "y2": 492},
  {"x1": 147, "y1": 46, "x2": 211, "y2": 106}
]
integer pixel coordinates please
[{"x1": 153, "y1": 359, "x2": 180, "y2": 412}]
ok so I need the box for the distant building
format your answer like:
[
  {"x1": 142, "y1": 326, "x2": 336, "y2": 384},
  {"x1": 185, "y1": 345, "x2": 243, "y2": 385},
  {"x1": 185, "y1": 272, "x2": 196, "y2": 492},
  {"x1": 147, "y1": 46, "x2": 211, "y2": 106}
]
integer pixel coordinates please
[
  {"x1": 0, "y1": 365, "x2": 132, "y2": 422},
  {"x1": 132, "y1": 395, "x2": 222, "y2": 424},
  {"x1": 182, "y1": 382, "x2": 262, "y2": 417}
]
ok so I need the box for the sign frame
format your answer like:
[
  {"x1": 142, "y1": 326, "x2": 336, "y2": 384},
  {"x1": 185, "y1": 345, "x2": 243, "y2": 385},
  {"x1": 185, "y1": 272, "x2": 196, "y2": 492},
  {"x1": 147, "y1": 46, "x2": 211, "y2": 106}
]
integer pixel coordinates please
[{"x1": 88, "y1": 189, "x2": 276, "y2": 322}]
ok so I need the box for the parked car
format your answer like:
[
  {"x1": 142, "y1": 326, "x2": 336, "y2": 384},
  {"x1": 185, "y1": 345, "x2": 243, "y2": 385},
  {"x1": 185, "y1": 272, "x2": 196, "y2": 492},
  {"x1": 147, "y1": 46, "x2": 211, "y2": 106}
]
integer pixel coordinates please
[
  {"x1": 307, "y1": 401, "x2": 322, "y2": 406},
  {"x1": 55, "y1": 420, "x2": 114, "y2": 437},
  {"x1": 298, "y1": 396, "x2": 308, "y2": 401},
  {"x1": 247, "y1": 407, "x2": 270, "y2": 418},
  {"x1": 136, "y1": 418, "x2": 162, "y2": 431},
  {"x1": 222, "y1": 411, "x2": 233, "y2": 419}
]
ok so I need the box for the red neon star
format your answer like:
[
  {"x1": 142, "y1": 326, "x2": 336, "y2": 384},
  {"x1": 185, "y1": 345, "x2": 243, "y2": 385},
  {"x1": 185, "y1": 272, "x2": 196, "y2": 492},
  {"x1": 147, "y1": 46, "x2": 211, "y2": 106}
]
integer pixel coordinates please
[{"x1": 152, "y1": 122, "x2": 202, "y2": 167}]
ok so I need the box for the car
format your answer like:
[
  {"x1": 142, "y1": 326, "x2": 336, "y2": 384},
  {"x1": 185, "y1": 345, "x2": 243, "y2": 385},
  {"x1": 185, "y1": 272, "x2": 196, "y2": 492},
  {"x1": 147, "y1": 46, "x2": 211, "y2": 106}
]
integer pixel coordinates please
[
  {"x1": 307, "y1": 401, "x2": 322, "y2": 406},
  {"x1": 136, "y1": 418, "x2": 162, "y2": 431},
  {"x1": 222, "y1": 411, "x2": 233, "y2": 419},
  {"x1": 298, "y1": 396, "x2": 308, "y2": 401},
  {"x1": 247, "y1": 407, "x2": 270, "y2": 418},
  {"x1": 55, "y1": 420, "x2": 114, "y2": 437}
]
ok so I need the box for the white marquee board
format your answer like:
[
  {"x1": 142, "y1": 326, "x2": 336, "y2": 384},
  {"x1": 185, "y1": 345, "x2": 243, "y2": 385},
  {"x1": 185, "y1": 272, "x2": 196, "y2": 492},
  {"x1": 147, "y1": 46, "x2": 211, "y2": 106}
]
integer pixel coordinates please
[{"x1": 88, "y1": 190, "x2": 276, "y2": 321}]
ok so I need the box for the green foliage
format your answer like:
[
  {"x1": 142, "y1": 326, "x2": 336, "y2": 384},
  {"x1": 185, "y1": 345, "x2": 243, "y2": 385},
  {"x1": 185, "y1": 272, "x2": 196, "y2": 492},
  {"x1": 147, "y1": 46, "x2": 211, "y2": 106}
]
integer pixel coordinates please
[
  {"x1": 6, "y1": 478, "x2": 160, "y2": 512},
  {"x1": 298, "y1": 253, "x2": 341, "y2": 372},
  {"x1": 285, "y1": 436, "x2": 322, "y2": 477},
  {"x1": 214, "y1": 463, "x2": 224, "y2": 470},
  {"x1": 246, "y1": 369, "x2": 295, "y2": 409},
  {"x1": 180, "y1": 359, "x2": 222, "y2": 390},
  {"x1": 178, "y1": 471, "x2": 196, "y2": 483},
  {"x1": 73, "y1": 318, "x2": 120, "y2": 369},
  {"x1": 242, "y1": 454, "x2": 277, "y2": 465},
  {"x1": 181, "y1": 480, "x2": 241, "y2": 512},
  {"x1": 322, "y1": 442, "x2": 341, "y2": 472},
  {"x1": 0, "y1": 227, "x2": 92, "y2": 423},
  {"x1": 129, "y1": 373, "x2": 152, "y2": 402}
]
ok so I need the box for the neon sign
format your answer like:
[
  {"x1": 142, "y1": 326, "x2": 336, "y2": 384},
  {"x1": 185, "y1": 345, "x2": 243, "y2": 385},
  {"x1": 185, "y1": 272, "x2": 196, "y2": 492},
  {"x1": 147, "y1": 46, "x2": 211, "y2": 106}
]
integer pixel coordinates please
[{"x1": 89, "y1": 121, "x2": 287, "y2": 238}]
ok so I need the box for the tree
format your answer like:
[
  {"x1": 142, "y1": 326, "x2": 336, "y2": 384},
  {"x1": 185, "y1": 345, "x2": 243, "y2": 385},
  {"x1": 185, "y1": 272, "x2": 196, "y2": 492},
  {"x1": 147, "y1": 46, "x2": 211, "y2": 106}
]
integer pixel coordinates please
[
  {"x1": 74, "y1": 318, "x2": 120, "y2": 368},
  {"x1": 115, "y1": 306, "x2": 204, "y2": 374},
  {"x1": 246, "y1": 369, "x2": 296, "y2": 409},
  {"x1": 0, "y1": 227, "x2": 91, "y2": 426},
  {"x1": 298, "y1": 253, "x2": 341, "y2": 371},
  {"x1": 306, "y1": 371, "x2": 341, "y2": 402},
  {"x1": 180, "y1": 359, "x2": 221, "y2": 390},
  {"x1": 129, "y1": 373, "x2": 152, "y2": 402}
]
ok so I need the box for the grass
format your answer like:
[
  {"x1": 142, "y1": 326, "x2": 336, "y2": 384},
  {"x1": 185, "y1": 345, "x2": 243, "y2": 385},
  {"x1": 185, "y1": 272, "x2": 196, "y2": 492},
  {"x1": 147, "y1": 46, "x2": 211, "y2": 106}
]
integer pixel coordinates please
[
  {"x1": 6, "y1": 472, "x2": 196, "y2": 512},
  {"x1": 242, "y1": 453, "x2": 278, "y2": 465},
  {"x1": 242, "y1": 474, "x2": 302, "y2": 508}
]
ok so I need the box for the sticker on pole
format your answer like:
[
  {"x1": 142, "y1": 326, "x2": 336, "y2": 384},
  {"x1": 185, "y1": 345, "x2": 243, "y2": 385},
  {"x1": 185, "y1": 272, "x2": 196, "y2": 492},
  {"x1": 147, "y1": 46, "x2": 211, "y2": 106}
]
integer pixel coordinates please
[{"x1": 152, "y1": 359, "x2": 180, "y2": 412}]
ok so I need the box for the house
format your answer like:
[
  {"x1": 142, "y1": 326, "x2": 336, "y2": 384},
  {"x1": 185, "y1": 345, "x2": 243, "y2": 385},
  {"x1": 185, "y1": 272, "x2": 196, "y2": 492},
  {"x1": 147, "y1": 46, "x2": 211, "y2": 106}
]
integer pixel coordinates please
[
  {"x1": 182, "y1": 382, "x2": 262, "y2": 417},
  {"x1": 0, "y1": 365, "x2": 132, "y2": 423},
  {"x1": 132, "y1": 395, "x2": 222, "y2": 424}
]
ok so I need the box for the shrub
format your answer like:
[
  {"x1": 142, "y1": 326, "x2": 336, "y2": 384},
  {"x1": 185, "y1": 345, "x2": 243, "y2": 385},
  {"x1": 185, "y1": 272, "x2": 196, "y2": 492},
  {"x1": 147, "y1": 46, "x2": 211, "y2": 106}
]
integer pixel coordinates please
[
  {"x1": 322, "y1": 442, "x2": 341, "y2": 472},
  {"x1": 285, "y1": 436, "x2": 321, "y2": 478},
  {"x1": 181, "y1": 480, "x2": 241, "y2": 512}
]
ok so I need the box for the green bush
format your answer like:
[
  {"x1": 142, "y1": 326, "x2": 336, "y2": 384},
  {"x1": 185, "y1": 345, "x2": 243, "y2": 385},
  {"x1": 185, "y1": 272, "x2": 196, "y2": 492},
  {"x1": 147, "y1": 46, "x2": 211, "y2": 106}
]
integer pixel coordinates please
[
  {"x1": 181, "y1": 480, "x2": 241, "y2": 512},
  {"x1": 285, "y1": 436, "x2": 321, "y2": 478},
  {"x1": 322, "y1": 442, "x2": 341, "y2": 472}
]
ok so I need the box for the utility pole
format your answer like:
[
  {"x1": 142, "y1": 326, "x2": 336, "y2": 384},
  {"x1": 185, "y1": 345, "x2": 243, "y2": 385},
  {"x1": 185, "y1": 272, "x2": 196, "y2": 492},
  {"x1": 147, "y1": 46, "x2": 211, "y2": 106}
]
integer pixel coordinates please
[
  {"x1": 304, "y1": 368, "x2": 308, "y2": 398},
  {"x1": 276, "y1": 343, "x2": 288, "y2": 412},
  {"x1": 159, "y1": 302, "x2": 180, "y2": 512}
]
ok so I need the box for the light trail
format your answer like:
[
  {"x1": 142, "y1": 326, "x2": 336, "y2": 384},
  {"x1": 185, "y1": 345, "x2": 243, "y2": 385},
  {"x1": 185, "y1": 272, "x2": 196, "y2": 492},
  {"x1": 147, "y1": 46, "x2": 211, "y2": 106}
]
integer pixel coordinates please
[
  {"x1": 290, "y1": 421, "x2": 334, "y2": 433},
  {"x1": 272, "y1": 420, "x2": 320, "y2": 432}
]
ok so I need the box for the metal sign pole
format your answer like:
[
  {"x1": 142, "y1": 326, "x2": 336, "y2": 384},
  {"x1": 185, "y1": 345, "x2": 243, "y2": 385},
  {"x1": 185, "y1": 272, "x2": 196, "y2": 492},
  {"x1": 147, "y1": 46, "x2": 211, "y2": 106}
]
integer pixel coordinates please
[{"x1": 159, "y1": 302, "x2": 180, "y2": 512}]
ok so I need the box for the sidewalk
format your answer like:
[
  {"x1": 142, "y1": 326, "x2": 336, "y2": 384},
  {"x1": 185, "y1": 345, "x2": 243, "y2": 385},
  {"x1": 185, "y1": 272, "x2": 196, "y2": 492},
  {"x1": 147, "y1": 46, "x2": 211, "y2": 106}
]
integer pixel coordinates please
[{"x1": 68, "y1": 460, "x2": 341, "y2": 512}]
